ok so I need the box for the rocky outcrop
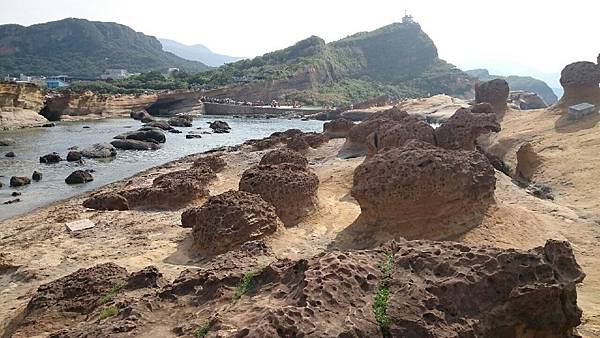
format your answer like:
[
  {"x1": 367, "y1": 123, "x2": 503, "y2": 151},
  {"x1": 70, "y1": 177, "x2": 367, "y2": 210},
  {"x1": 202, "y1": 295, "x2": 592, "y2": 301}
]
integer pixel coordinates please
[
  {"x1": 83, "y1": 192, "x2": 130, "y2": 211},
  {"x1": 209, "y1": 120, "x2": 231, "y2": 133},
  {"x1": 182, "y1": 190, "x2": 281, "y2": 255},
  {"x1": 555, "y1": 61, "x2": 600, "y2": 109},
  {"x1": 0, "y1": 82, "x2": 48, "y2": 130},
  {"x1": 475, "y1": 78, "x2": 510, "y2": 114},
  {"x1": 239, "y1": 163, "x2": 319, "y2": 226},
  {"x1": 39, "y1": 152, "x2": 62, "y2": 163},
  {"x1": 435, "y1": 107, "x2": 500, "y2": 150},
  {"x1": 509, "y1": 91, "x2": 548, "y2": 110},
  {"x1": 323, "y1": 118, "x2": 354, "y2": 138},
  {"x1": 515, "y1": 142, "x2": 542, "y2": 181},
  {"x1": 80, "y1": 143, "x2": 117, "y2": 158},
  {"x1": 192, "y1": 154, "x2": 227, "y2": 172},
  {"x1": 65, "y1": 170, "x2": 93, "y2": 184},
  {"x1": 366, "y1": 115, "x2": 435, "y2": 157},
  {"x1": 21, "y1": 240, "x2": 584, "y2": 337},
  {"x1": 114, "y1": 129, "x2": 166, "y2": 144},
  {"x1": 259, "y1": 148, "x2": 308, "y2": 168},
  {"x1": 146, "y1": 90, "x2": 204, "y2": 116},
  {"x1": 168, "y1": 115, "x2": 193, "y2": 127},
  {"x1": 352, "y1": 140, "x2": 495, "y2": 239},
  {"x1": 66, "y1": 151, "x2": 82, "y2": 162},
  {"x1": 130, "y1": 110, "x2": 155, "y2": 122},
  {"x1": 286, "y1": 134, "x2": 311, "y2": 153},
  {"x1": 243, "y1": 129, "x2": 324, "y2": 151}
]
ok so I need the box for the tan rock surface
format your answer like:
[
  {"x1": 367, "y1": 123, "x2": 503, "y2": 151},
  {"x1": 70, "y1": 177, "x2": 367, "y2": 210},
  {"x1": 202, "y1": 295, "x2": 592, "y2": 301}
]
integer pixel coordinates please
[{"x1": 0, "y1": 82, "x2": 48, "y2": 130}]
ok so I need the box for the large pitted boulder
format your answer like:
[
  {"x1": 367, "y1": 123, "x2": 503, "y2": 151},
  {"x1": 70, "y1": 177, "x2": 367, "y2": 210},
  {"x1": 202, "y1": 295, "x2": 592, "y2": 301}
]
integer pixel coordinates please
[
  {"x1": 323, "y1": 118, "x2": 354, "y2": 138},
  {"x1": 301, "y1": 132, "x2": 329, "y2": 148},
  {"x1": 114, "y1": 129, "x2": 166, "y2": 144},
  {"x1": 286, "y1": 134, "x2": 310, "y2": 153},
  {"x1": 557, "y1": 61, "x2": 600, "y2": 107},
  {"x1": 182, "y1": 190, "x2": 281, "y2": 255},
  {"x1": 239, "y1": 163, "x2": 319, "y2": 226},
  {"x1": 475, "y1": 78, "x2": 510, "y2": 114},
  {"x1": 209, "y1": 120, "x2": 231, "y2": 133},
  {"x1": 168, "y1": 115, "x2": 193, "y2": 127},
  {"x1": 366, "y1": 115, "x2": 436, "y2": 157},
  {"x1": 243, "y1": 128, "x2": 308, "y2": 151},
  {"x1": 120, "y1": 166, "x2": 216, "y2": 209},
  {"x1": 110, "y1": 139, "x2": 161, "y2": 150},
  {"x1": 80, "y1": 143, "x2": 117, "y2": 158},
  {"x1": 192, "y1": 154, "x2": 227, "y2": 172},
  {"x1": 83, "y1": 192, "x2": 130, "y2": 211},
  {"x1": 259, "y1": 148, "x2": 308, "y2": 168},
  {"x1": 340, "y1": 107, "x2": 411, "y2": 158},
  {"x1": 435, "y1": 107, "x2": 501, "y2": 150},
  {"x1": 352, "y1": 140, "x2": 496, "y2": 239}
]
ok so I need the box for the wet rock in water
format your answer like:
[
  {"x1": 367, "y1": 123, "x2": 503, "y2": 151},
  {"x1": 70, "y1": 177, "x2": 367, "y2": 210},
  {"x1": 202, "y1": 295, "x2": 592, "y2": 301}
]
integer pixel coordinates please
[
  {"x1": 323, "y1": 118, "x2": 355, "y2": 138},
  {"x1": 182, "y1": 190, "x2": 281, "y2": 255},
  {"x1": 168, "y1": 129, "x2": 182, "y2": 134},
  {"x1": 340, "y1": 107, "x2": 411, "y2": 158},
  {"x1": 185, "y1": 134, "x2": 202, "y2": 139},
  {"x1": 0, "y1": 181, "x2": 3, "y2": 188},
  {"x1": 80, "y1": 143, "x2": 117, "y2": 158},
  {"x1": 114, "y1": 129, "x2": 166, "y2": 144},
  {"x1": 239, "y1": 163, "x2": 319, "y2": 226},
  {"x1": 259, "y1": 148, "x2": 308, "y2": 168},
  {"x1": 168, "y1": 115, "x2": 193, "y2": 127},
  {"x1": 352, "y1": 140, "x2": 496, "y2": 239},
  {"x1": 66, "y1": 150, "x2": 82, "y2": 162},
  {"x1": 32, "y1": 171, "x2": 42, "y2": 181},
  {"x1": 3, "y1": 198, "x2": 20, "y2": 204},
  {"x1": 42, "y1": 123, "x2": 55, "y2": 128},
  {"x1": 120, "y1": 166, "x2": 216, "y2": 209},
  {"x1": 11, "y1": 191, "x2": 21, "y2": 196},
  {"x1": 0, "y1": 138, "x2": 16, "y2": 146},
  {"x1": 366, "y1": 115, "x2": 435, "y2": 157},
  {"x1": 125, "y1": 266, "x2": 166, "y2": 290},
  {"x1": 82, "y1": 126, "x2": 90, "y2": 129},
  {"x1": 143, "y1": 120, "x2": 172, "y2": 131},
  {"x1": 5, "y1": 151, "x2": 15, "y2": 157},
  {"x1": 192, "y1": 154, "x2": 227, "y2": 172},
  {"x1": 209, "y1": 120, "x2": 231, "y2": 133},
  {"x1": 83, "y1": 192, "x2": 130, "y2": 211},
  {"x1": 475, "y1": 78, "x2": 510, "y2": 114},
  {"x1": 110, "y1": 139, "x2": 160, "y2": 150},
  {"x1": 39, "y1": 152, "x2": 62, "y2": 163},
  {"x1": 65, "y1": 170, "x2": 94, "y2": 184},
  {"x1": 130, "y1": 110, "x2": 154, "y2": 122},
  {"x1": 435, "y1": 107, "x2": 500, "y2": 150},
  {"x1": 10, "y1": 176, "x2": 31, "y2": 187}
]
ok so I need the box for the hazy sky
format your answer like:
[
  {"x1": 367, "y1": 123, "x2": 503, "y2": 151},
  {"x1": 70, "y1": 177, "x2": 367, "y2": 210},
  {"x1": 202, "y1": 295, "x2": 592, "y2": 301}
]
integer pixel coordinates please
[{"x1": 1, "y1": 0, "x2": 598, "y2": 80}]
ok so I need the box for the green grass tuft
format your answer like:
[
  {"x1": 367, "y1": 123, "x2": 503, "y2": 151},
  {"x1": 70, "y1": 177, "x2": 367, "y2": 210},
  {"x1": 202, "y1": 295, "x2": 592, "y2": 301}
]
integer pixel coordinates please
[
  {"x1": 98, "y1": 283, "x2": 124, "y2": 305},
  {"x1": 233, "y1": 271, "x2": 255, "y2": 301},
  {"x1": 373, "y1": 252, "x2": 394, "y2": 337},
  {"x1": 98, "y1": 305, "x2": 119, "y2": 321},
  {"x1": 194, "y1": 323, "x2": 210, "y2": 338}
]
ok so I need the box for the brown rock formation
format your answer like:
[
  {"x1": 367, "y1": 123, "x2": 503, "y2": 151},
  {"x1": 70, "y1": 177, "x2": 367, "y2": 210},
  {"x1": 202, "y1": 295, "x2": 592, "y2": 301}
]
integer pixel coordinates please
[
  {"x1": 83, "y1": 192, "x2": 130, "y2": 211},
  {"x1": 182, "y1": 190, "x2": 281, "y2": 255},
  {"x1": 435, "y1": 107, "x2": 501, "y2": 150},
  {"x1": 286, "y1": 134, "x2": 310, "y2": 153},
  {"x1": 340, "y1": 107, "x2": 412, "y2": 158},
  {"x1": 259, "y1": 148, "x2": 308, "y2": 168},
  {"x1": 556, "y1": 61, "x2": 600, "y2": 109},
  {"x1": 352, "y1": 140, "x2": 496, "y2": 239},
  {"x1": 192, "y1": 154, "x2": 227, "y2": 172},
  {"x1": 515, "y1": 142, "x2": 542, "y2": 181},
  {"x1": 23, "y1": 240, "x2": 585, "y2": 337},
  {"x1": 301, "y1": 132, "x2": 329, "y2": 148},
  {"x1": 366, "y1": 115, "x2": 436, "y2": 157},
  {"x1": 243, "y1": 129, "x2": 315, "y2": 151},
  {"x1": 475, "y1": 78, "x2": 510, "y2": 114},
  {"x1": 323, "y1": 118, "x2": 355, "y2": 138},
  {"x1": 239, "y1": 163, "x2": 319, "y2": 226},
  {"x1": 0, "y1": 82, "x2": 48, "y2": 130}
]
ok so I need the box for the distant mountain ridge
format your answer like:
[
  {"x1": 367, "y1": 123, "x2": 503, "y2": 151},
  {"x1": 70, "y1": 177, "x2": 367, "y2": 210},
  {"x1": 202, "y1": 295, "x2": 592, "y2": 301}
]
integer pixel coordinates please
[
  {"x1": 159, "y1": 39, "x2": 245, "y2": 67},
  {"x1": 201, "y1": 20, "x2": 475, "y2": 105},
  {"x1": 465, "y1": 69, "x2": 558, "y2": 105},
  {"x1": 0, "y1": 18, "x2": 210, "y2": 77}
]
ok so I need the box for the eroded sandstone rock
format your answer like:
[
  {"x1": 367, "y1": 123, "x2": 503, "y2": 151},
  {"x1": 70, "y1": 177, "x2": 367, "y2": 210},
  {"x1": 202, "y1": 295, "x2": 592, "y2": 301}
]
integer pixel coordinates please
[
  {"x1": 366, "y1": 115, "x2": 435, "y2": 156},
  {"x1": 182, "y1": 190, "x2": 281, "y2": 255},
  {"x1": 475, "y1": 78, "x2": 510, "y2": 114},
  {"x1": 515, "y1": 142, "x2": 542, "y2": 181},
  {"x1": 192, "y1": 154, "x2": 227, "y2": 172},
  {"x1": 557, "y1": 61, "x2": 600, "y2": 108},
  {"x1": 286, "y1": 135, "x2": 310, "y2": 153},
  {"x1": 83, "y1": 192, "x2": 130, "y2": 211},
  {"x1": 435, "y1": 107, "x2": 500, "y2": 150},
  {"x1": 259, "y1": 148, "x2": 308, "y2": 168},
  {"x1": 239, "y1": 163, "x2": 319, "y2": 226},
  {"x1": 352, "y1": 140, "x2": 496, "y2": 239},
  {"x1": 323, "y1": 118, "x2": 355, "y2": 138}
]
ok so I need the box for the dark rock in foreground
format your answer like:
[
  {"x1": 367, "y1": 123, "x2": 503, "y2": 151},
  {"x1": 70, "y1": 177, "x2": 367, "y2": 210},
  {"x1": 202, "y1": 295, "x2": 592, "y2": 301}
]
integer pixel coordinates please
[
  {"x1": 209, "y1": 120, "x2": 231, "y2": 133},
  {"x1": 66, "y1": 151, "x2": 82, "y2": 162},
  {"x1": 32, "y1": 171, "x2": 42, "y2": 181},
  {"x1": 65, "y1": 170, "x2": 93, "y2": 184},
  {"x1": 5, "y1": 151, "x2": 15, "y2": 157},
  {"x1": 39, "y1": 152, "x2": 62, "y2": 164},
  {"x1": 10, "y1": 176, "x2": 31, "y2": 187}
]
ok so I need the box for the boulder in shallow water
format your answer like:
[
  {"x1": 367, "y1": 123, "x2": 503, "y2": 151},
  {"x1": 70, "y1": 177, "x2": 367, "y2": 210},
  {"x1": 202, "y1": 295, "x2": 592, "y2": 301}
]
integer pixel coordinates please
[
  {"x1": 80, "y1": 143, "x2": 117, "y2": 158},
  {"x1": 66, "y1": 150, "x2": 82, "y2": 162},
  {"x1": 209, "y1": 120, "x2": 231, "y2": 133},
  {"x1": 110, "y1": 139, "x2": 160, "y2": 150},
  {"x1": 10, "y1": 176, "x2": 31, "y2": 187},
  {"x1": 65, "y1": 170, "x2": 94, "y2": 184},
  {"x1": 143, "y1": 121, "x2": 172, "y2": 130},
  {"x1": 185, "y1": 134, "x2": 202, "y2": 139},
  {"x1": 168, "y1": 115, "x2": 193, "y2": 127},
  {"x1": 5, "y1": 151, "x2": 15, "y2": 157},
  {"x1": 39, "y1": 152, "x2": 62, "y2": 163},
  {"x1": 114, "y1": 129, "x2": 166, "y2": 144},
  {"x1": 0, "y1": 138, "x2": 16, "y2": 146},
  {"x1": 32, "y1": 171, "x2": 42, "y2": 181}
]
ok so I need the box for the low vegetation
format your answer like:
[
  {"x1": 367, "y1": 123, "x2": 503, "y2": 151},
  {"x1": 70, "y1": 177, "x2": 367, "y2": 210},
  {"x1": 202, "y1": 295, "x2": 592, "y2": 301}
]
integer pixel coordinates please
[
  {"x1": 98, "y1": 283, "x2": 124, "y2": 305},
  {"x1": 233, "y1": 271, "x2": 256, "y2": 301},
  {"x1": 194, "y1": 323, "x2": 210, "y2": 338},
  {"x1": 373, "y1": 252, "x2": 394, "y2": 337},
  {"x1": 98, "y1": 305, "x2": 119, "y2": 321}
]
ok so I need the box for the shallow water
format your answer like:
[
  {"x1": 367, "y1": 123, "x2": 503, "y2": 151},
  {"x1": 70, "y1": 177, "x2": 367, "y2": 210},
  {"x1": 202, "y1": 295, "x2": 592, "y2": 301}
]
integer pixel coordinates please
[{"x1": 0, "y1": 116, "x2": 323, "y2": 221}]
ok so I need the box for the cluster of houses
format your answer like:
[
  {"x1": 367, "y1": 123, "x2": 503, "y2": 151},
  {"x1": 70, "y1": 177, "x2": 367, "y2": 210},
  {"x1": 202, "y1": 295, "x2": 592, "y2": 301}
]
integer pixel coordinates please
[{"x1": 2, "y1": 68, "x2": 136, "y2": 89}]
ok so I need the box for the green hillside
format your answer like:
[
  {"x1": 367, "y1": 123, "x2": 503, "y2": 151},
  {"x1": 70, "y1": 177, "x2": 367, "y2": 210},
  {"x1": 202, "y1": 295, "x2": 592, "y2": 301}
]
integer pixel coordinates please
[
  {"x1": 0, "y1": 18, "x2": 210, "y2": 77},
  {"x1": 465, "y1": 69, "x2": 558, "y2": 104}
]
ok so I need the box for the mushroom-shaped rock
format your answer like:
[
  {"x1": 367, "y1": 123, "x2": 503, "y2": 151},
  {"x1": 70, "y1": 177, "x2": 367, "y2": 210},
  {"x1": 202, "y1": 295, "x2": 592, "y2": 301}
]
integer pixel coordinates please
[
  {"x1": 183, "y1": 190, "x2": 281, "y2": 255},
  {"x1": 65, "y1": 170, "x2": 93, "y2": 184},
  {"x1": 435, "y1": 108, "x2": 500, "y2": 150},
  {"x1": 366, "y1": 116, "x2": 435, "y2": 156},
  {"x1": 259, "y1": 148, "x2": 308, "y2": 168},
  {"x1": 323, "y1": 118, "x2": 355, "y2": 138},
  {"x1": 475, "y1": 78, "x2": 510, "y2": 114},
  {"x1": 515, "y1": 142, "x2": 542, "y2": 181},
  {"x1": 351, "y1": 140, "x2": 496, "y2": 239},
  {"x1": 39, "y1": 152, "x2": 62, "y2": 163},
  {"x1": 168, "y1": 115, "x2": 193, "y2": 127},
  {"x1": 239, "y1": 163, "x2": 319, "y2": 226},
  {"x1": 83, "y1": 192, "x2": 130, "y2": 211},
  {"x1": 80, "y1": 143, "x2": 117, "y2": 158},
  {"x1": 340, "y1": 107, "x2": 411, "y2": 158},
  {"x1": 557, "y1": 61, "x2": 600, "y2": 107}
]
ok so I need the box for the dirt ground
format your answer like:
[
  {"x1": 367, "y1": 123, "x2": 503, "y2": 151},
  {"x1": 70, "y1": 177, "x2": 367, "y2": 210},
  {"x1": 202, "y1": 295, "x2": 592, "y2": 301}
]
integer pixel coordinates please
[{"x1": 1, "y1": 107, "x2": 600, "y2": 337}]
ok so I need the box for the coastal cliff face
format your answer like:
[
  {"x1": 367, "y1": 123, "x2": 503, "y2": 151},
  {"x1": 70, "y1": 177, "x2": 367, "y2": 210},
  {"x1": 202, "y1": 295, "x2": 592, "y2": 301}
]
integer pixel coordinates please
[{"x1": 0, "y1": 82, "x2": 48, "y2": 130}]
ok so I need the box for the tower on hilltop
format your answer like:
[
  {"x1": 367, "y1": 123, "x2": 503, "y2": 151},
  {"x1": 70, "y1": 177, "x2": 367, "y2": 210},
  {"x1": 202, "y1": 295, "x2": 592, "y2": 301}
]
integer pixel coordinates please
[{"x1": 402, "y1": 10, "x2": 415, "y2": 24}]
